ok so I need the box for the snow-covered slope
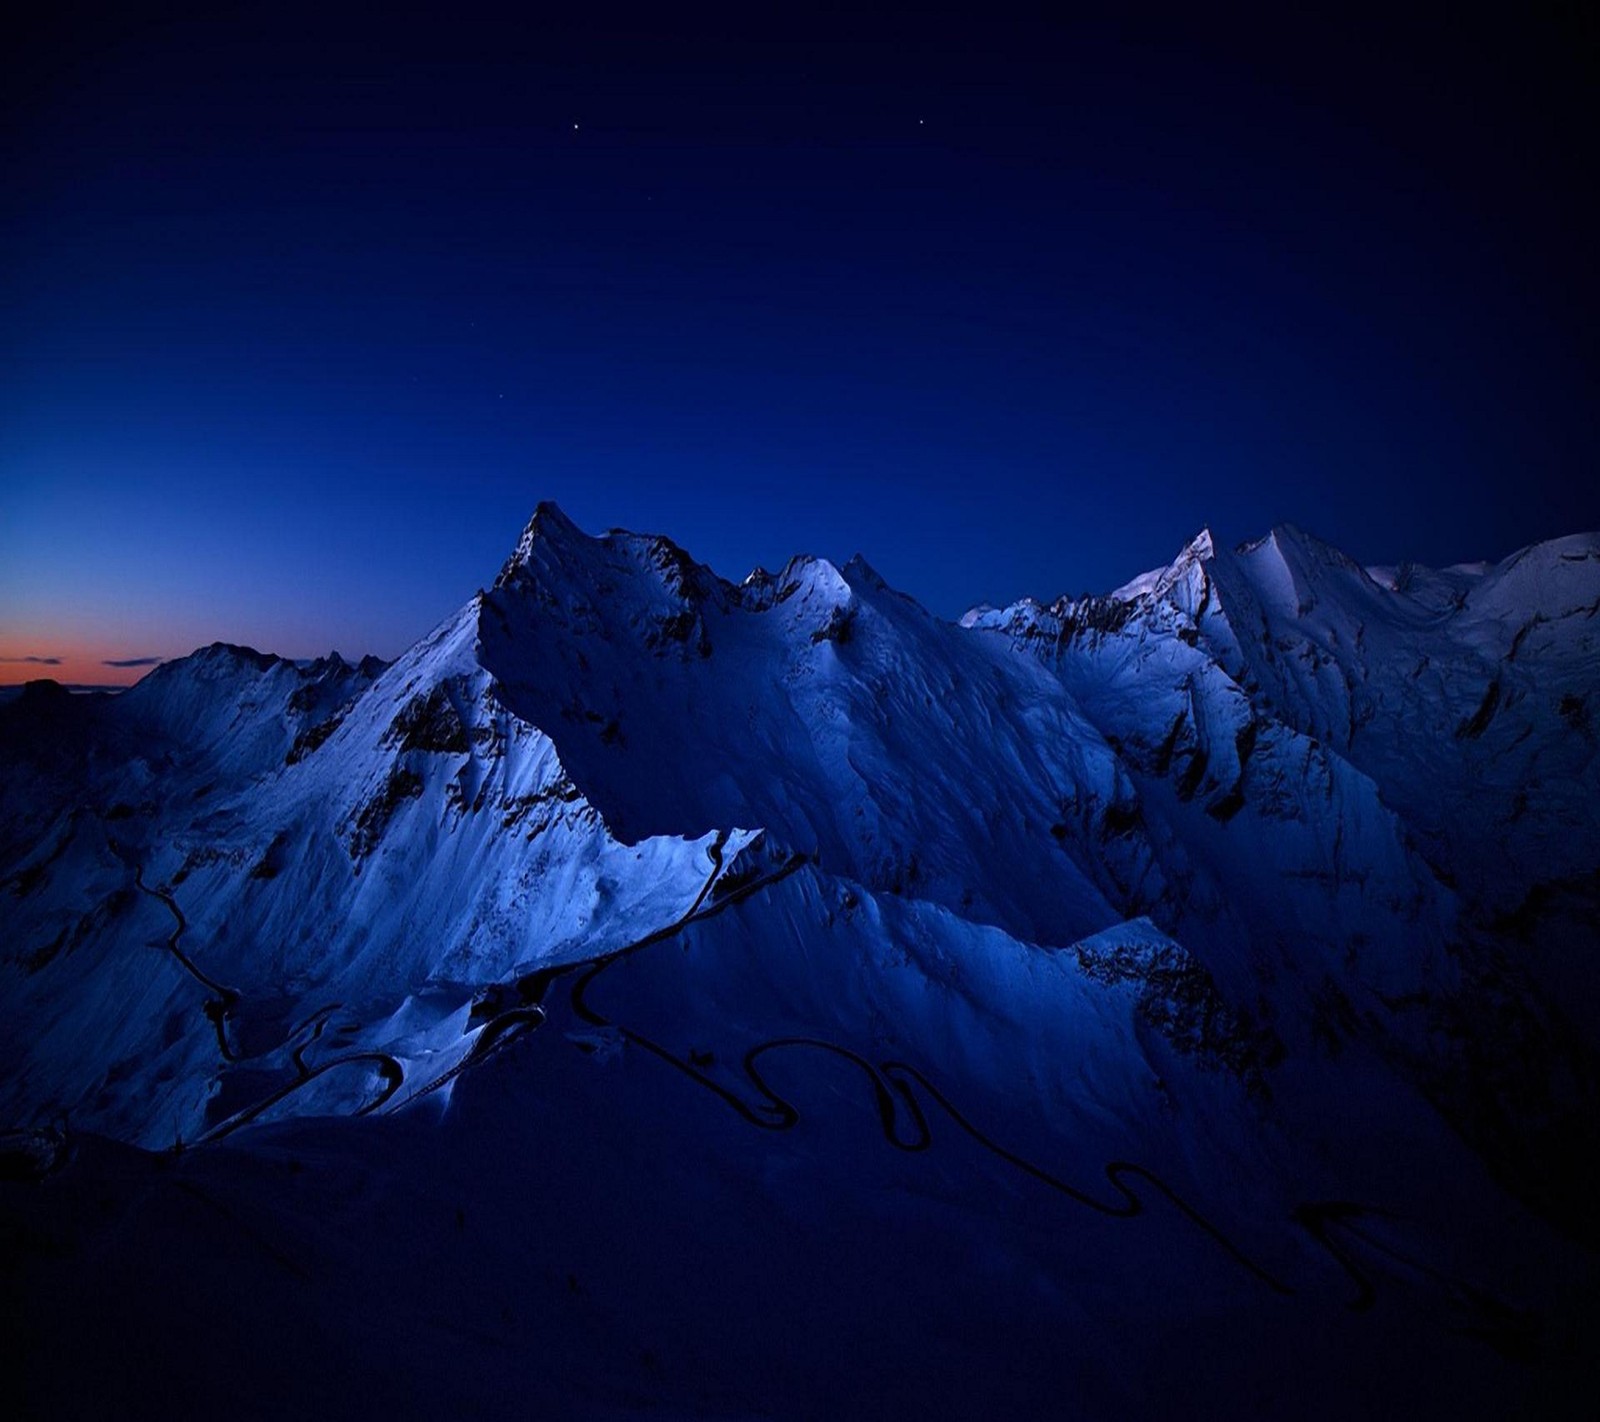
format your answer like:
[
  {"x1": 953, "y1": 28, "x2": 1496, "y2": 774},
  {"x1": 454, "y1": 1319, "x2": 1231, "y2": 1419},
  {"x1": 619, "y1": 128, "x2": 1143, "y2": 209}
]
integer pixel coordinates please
[{"x1": 3, "y1": 507, "x2": 1597, "y2": 1416}]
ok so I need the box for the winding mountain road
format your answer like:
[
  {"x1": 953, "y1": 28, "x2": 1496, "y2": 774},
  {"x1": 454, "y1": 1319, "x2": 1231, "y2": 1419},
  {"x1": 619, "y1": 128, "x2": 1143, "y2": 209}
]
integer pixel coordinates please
[
  {"x1": 115, "y1": 849, "x2": 407, "y2": 1144},
  {"x1": 196, "y1": 1053, "x2": 404, "y2": 1144},
  {"x1": 128, "y1": 830, "x2": 1524, "y2": 1335},
  {"x1": 121, "y1": 856, "x2": 240, "y2": 1062},
  {"x1": 557, "y1": 854, "x2": 1528, "y2": 1333}
]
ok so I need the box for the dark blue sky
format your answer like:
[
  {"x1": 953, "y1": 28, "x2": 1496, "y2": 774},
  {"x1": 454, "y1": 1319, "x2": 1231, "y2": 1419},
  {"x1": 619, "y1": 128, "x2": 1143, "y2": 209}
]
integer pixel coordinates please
[{"x1": 4, "y1": 3, "x2": 1596, "y2": 678}]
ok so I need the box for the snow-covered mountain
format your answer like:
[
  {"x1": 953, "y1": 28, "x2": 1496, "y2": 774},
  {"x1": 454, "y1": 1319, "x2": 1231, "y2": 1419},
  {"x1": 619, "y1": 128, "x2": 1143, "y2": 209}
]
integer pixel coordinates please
[{"x1": 3, "y1": 507, "x2": 1597, "y2": 1417}]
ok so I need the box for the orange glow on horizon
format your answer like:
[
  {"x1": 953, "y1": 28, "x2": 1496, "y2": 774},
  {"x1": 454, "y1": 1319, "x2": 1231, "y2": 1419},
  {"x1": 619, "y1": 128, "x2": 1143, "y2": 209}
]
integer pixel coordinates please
[{"x1": 0, "y1": 633, "x2": 162, "y2": 689}]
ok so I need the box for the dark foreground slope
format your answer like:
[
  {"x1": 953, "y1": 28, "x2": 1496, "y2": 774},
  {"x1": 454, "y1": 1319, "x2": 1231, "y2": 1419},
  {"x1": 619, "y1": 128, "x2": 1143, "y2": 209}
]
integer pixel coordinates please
[{"x1": 3, "y1": 509, "x2": 1598, "y2": 1417}]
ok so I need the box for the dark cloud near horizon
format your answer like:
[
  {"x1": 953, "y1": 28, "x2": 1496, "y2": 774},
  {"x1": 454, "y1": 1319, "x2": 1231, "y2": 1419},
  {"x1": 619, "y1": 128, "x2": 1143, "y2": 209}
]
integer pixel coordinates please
[
  {"x1": 0, "y1": 655, "x2": 63, "y2": 665},
  {"x1": 102, "y1": 656, "x2": 165, "y2": 668}
]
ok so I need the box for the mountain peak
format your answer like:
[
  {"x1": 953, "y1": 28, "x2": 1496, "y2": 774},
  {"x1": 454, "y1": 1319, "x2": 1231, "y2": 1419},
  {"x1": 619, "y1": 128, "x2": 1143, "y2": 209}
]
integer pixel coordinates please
[
  {"x1": 841, "y1": 552, "x2": 888, "y2": 591},
  {"x1": 496, "y1": 501, "x2": 593, "y2": 588},
  {"x1": 523, "y1": 500, "x2": 587, "y2": 547},
  {"x1": 1106, "y1": 527, "x2": 1217, "y2": 604},
  {"x1": 1182, "y1": 526, "x2": 1216, "y2": 564}
]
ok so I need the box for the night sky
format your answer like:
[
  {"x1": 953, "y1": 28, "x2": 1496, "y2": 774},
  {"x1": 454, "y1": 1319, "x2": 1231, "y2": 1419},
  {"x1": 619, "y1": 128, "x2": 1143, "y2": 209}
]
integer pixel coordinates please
[{"x1": 4, "y1": 3, "x2": 1596, "y2": 684}]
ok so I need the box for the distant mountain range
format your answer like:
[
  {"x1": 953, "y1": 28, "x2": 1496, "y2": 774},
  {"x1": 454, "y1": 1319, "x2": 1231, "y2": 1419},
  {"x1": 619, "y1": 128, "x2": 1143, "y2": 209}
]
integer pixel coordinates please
[{"x1": 4, "y1": 507, "x2": 1597, "y2": 1417}]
